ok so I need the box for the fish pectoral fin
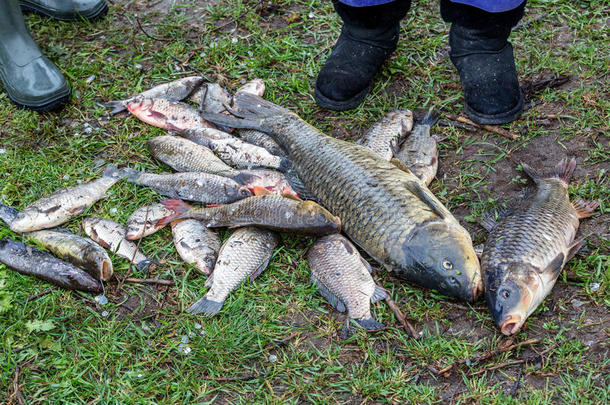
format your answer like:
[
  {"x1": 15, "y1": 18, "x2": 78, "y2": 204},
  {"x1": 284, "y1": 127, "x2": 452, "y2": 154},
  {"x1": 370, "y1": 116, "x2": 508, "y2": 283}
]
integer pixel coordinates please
[
  {"x1": 281, "y1": 193, "x2": 302, "y2": 201},
  {"x1": 311, "y1": 275, "x2": 346, "y2": 313},
  {"x1": 249, "y1": 256, "x2": 272, "y2": 282},
  {"x1": 566, "y1": 238, "x2": 586, "y2": 262},
  {"x1": 390, "y1": 158, "x2": 411, "y2": 174},
  {"x1": 543, "y1": 252, "x2": 565, "y2": 278},
  {"x1": 370, "y1": 285, "x2": 388, "y2": 304},
  {"x1": 479, "y1": 206, "x2": 513, "y2": 232},
  {"x1": 572, "y1": 199, "x2": 599, "y2": 219},
  {"x1": 404, "y1": 180, "x2": 447, "y2": 219},
  {"x1": 204, "y1": 272, "x2": 214, "y2": 287}
]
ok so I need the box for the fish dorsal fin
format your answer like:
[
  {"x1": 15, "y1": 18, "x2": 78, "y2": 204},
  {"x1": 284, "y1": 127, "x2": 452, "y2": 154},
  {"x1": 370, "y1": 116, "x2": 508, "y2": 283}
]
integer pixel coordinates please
[
  {"x1": 543, "y1": 252, "x2": 565, "y2": 278},
  {"x1": 404, "y1": 180, "x2": 446, "y2": 219}
]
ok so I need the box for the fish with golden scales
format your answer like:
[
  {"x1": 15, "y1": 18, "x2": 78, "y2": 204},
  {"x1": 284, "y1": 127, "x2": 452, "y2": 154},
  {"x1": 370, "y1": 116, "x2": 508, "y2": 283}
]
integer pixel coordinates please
[
  {"x1": 481, "y1": 158, "x2": 599, "y2": 335},
  {"x1": 200, "y1": 92, "x2": 482, "y2": 302},
  {"x1": 158, "y1": 192, "x2": 341, "y2": 236}
]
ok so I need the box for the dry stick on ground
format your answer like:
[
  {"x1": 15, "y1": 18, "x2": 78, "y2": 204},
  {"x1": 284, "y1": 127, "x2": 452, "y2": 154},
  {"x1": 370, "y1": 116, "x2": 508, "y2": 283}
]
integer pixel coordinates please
[
  {"x1": 11, "y1": 359, "x2": 34, "y2": 405},
  {"x1": 121, "y1": 278, "x2": 175, "y2": 286},
  {"x1": 383, "y1": 296, "x2": 419, "y2": 339},
  {"x1": 437, "y1": 338, "x2": 540, "y2": 375},
  {"x1": 25, "y1": 286, "x2": 58, "y2": 303},
  {"x1": 514, "y1": 13, "x2": 548, "y2": 31},
  {"x1": 443, "y1": 113, "x2": 520, "y2": 140},
  {"x1": 510, "y1": 366, "x2": 524, "y2": 397},
  {"x1": 135, "y1": 16, "x2": 172, "y2": 42}
]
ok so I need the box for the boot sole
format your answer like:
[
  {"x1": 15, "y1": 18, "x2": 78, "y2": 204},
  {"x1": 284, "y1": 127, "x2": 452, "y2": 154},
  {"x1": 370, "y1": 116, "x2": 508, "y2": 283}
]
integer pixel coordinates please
[
  {"x1": 314, "y1": 82, "x2": 372, "y2": 112},
  {"x1": 2, "y1": 84, "x2": 71, "y2": 112},
  {"x1": 20, "y1": 1, "x2": 108, "y2": 22},
  {"x1": 464, "y1": 90, "x2": 524, "y2": 125}
]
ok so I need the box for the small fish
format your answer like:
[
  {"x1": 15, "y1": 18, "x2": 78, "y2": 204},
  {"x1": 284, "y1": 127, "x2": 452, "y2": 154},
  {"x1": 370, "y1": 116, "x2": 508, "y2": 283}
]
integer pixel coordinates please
[
  {"x1": 147, "y1": 135, "x2": 239, "y2": 177},
  {"x1": 125, "y1": 98, "x2": 216, "y2": 132},
  {"x1": 82, "y1": 218, "x2": 155, "y2": 272},
  {"x1": 188, "y1": 83, "x2": 231, "y2": 113},
  {"x1": 125, "y1": 203, "x2": 174, "y2": 240},
  {"x1": 395, "y1": 110, "x2": 440, "y2": 186},
  {"x1": 308, "y1": 234, "x2": 387, "y2": 338},
  {"x1": 105, "y1": 76, "x2": 204, "y2": 114},
  {"x1": 481, "y1": 158, "x2": 599, "y2": 335},
  {"x1": 187, "y1": 227, "x2": 278, "y2": 316},
  {"x1": 0, "y1": 202, "x2": 113, "y2": 281},
  {"x1": 10, "y1": 165, "x2": 127, "y2": 233},
  {"x1": 0, "y1": 239, "x2": 103, "y2": 292},
  {"x1": 27, "y1": 229, "x2": 113, "y2": 281},
  {"x1": 235, "y1": 79, "x2": 265, "y2": 97},
  {"x1": 199, "y1": 136, "x2": 290, "y2": 171},
  {"x1": 361, "y1": 110, "x2": 413, "y2": 161},
  {"x1": 158, "y1": 194, "x2": 341, "y2": 235},
  {"x1": 124, "y1": 169, "x2": 252, "y2": 204},
  {"x1": 171, "y1": 219, "x2": 221, "y2": 275},
  {"x1": 237, "y1": 129, "x2": 286, "y2": 157}
]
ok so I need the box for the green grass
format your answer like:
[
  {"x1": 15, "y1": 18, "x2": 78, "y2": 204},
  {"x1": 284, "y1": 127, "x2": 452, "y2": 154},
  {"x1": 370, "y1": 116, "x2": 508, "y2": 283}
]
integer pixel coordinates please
[{"x1": 1, "y1": 0, "x2": 609, "y2": 403}]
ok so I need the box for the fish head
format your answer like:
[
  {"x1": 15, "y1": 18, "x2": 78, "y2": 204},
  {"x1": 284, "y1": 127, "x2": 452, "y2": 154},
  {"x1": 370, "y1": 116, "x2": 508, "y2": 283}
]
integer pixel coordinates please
[
  {"x1": 485, "y1": 262, "x2": 544, "y2": 335},
  {"x1": 9, "y1": 210, "x2": 38, "y2": 233},
  {"x1": 394, "y1": 222, "x2": 482, "y2": 302},
  {"x1": 229, "y1": 185, "x2": 254, "y2": 200},
  {"x1": 296, "y1": 201, "x2": 341, "y2": 234}
]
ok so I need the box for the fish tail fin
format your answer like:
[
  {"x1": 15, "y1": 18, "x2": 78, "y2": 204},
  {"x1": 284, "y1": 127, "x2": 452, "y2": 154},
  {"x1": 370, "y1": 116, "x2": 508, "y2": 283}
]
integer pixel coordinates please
[
  {"x1": 103, "y1": 100, "x2": 127, "y2": 114},
  {"x1": 200, "y1": 93, "x2": 288, "y2": 132},
  {"x1": 187, "y1": 296, "x2": 223, "y2": 316},
  {"x1": 102, "y1": 164, "x2": 130, "y2": 180},
  {"x1": 120, "y1": 167, "x2": 141, "y2": 182},
  {"x1": 572, "y1": 199, "x2": 599, "y2": 219},
  {"x1": 420, "y1": 108, "x2": 440, "y2": 127},
  {"x1": 341, "y1": 317, "x2": 385, "y2": 339},
  {"x1": 157, "y1": 199, "x2": 192, "y2": 226},
  {"x1": 552, "y1": 157, "x2": 577, "y2": 185},
  {"x1": 370, "y1": 285, "x2": 388, "y2": 304}
]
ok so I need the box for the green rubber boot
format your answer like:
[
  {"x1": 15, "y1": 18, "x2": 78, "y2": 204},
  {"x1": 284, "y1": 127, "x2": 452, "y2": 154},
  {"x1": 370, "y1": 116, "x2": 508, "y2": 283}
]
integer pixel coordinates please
[
  {"x1": 0, "y1": 0, "x2": 70, "y2": 111},
  {"x1": 19, "y1": 0, "x2": 108, "y2": 22}
]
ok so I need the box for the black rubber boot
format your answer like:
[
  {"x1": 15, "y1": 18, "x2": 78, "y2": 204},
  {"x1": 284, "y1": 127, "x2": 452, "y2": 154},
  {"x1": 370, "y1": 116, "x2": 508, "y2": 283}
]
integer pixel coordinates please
[
  {"x1": 441, "y1": 0, "x2": 526, "y2": 124},
  {"x1": 314, "y1": 0, "x2": 411, "y2": 111},
  {"x1": 19, "y1": 0, "x2": 108, "y2": 22},
  {"x1": 0, "y1": 0, "x2": 70, "y2": 111}
]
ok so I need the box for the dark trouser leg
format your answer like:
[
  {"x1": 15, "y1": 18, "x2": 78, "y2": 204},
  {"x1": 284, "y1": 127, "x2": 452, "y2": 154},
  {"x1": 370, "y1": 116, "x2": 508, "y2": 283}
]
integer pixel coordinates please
[
  {"x1": 314, "y1": 0, "x2": 411, "y2": 111},
  {"x1": 441, "y1": 0, "x2": 526, "y2": 124},
  {"x1": 0, "y1": 0, "x2": 70, "y2": 111}
]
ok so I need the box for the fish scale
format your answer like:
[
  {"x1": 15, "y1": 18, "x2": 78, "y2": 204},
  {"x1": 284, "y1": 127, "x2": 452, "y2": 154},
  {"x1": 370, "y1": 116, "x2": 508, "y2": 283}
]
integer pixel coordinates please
[{"x1": 201, "y1": 93, "x2": 481, "y2": 302}]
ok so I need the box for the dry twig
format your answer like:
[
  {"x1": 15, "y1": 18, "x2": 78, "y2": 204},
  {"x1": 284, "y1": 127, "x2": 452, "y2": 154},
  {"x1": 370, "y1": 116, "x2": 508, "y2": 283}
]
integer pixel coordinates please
[
  {"x1": 444, "y1": 113, "x2": 520, "y2": 140},
  {"x1": 122, "y1": 278, "x2": 175, "y2": 286},
  {"x1": 25, "y1": 286, "x2": 58, "y2": 303},
  {"x1": 384, "y1": 296, "x2": 418, "y2": 339}
]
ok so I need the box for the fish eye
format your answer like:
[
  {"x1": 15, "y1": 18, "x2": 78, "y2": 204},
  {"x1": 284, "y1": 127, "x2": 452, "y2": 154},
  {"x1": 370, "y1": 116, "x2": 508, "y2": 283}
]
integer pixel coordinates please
[
  {"x1": 501, "y1": 289, "x2": 511, "y2": 299},
  {"x1": 442, "y1": 260, "x2": 453, "y2": 270}
]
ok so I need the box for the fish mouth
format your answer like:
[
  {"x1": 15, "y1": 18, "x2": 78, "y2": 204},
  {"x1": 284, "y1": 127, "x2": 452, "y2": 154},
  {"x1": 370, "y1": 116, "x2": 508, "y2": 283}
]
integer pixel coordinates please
[
  {"x1": 500, "y1": 314, "x2": 523, "y2": 336},
  {"x1": 471, "y1": 281, "x2": 483, "y2": 302}
]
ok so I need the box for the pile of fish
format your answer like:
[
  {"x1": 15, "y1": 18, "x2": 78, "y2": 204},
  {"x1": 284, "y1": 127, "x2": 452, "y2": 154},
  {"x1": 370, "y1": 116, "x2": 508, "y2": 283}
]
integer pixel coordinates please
[{"x1": 0, "y1": 76, "x2": 599, "y2": 338}]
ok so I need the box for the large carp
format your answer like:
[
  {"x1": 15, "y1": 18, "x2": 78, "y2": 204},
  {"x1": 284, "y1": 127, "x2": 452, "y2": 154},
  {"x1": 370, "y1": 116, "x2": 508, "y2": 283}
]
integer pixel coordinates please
[{"x1": 202, "y1": 93, "x2": 481, "y2": 302}]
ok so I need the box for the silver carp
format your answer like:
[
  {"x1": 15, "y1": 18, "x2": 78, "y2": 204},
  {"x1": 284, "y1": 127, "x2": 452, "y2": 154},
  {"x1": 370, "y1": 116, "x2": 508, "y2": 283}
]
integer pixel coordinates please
[
  {"x1": 125, "y1": 203, "x2": 174, "y2": 240},
  {"x1": 395, "y1": 111, "x2": 440, "y2": 186}
]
